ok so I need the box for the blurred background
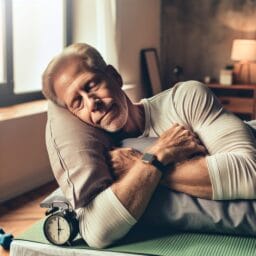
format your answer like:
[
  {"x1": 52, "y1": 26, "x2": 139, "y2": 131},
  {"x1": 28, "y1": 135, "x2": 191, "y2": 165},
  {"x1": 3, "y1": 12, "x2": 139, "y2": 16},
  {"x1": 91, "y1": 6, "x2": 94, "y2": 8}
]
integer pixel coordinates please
[{"x1": 1, "y1": 0, "x2": 256, "y2": 202}]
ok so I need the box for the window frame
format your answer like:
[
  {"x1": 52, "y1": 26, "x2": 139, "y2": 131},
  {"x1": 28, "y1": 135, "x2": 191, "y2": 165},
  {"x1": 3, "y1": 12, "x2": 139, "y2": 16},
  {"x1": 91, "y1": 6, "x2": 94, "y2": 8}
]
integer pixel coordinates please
[{"x1": 0, "y1": 0, "x2": 72, "y2": 107}]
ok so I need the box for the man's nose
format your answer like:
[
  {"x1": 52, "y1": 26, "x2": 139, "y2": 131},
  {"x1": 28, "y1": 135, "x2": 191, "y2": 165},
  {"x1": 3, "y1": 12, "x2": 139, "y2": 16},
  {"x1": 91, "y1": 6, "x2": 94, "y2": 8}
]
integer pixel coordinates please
[
  {"x1": 87, "y1": 97, "x2": 103, "y2": 112},
  {"x1": 79, "y1": 91, "x2": 102, "y2": 112},
  {"x1": 91, "y1": 98, "x2": 103, "y2": 112}
]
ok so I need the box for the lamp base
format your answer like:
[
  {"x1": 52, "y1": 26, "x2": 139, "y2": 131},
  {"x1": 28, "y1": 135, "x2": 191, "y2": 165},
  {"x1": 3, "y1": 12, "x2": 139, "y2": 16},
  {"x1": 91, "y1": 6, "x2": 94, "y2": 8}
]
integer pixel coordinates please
[{"x1": 234, "y1": 61, "x2": 251, "y2": 84}]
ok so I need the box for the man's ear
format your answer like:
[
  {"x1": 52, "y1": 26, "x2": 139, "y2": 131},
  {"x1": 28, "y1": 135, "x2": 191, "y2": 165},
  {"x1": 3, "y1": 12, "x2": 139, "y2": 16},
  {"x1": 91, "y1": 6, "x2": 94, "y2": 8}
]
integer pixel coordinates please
[{"x1": 105, "y1": 65, "x2": 123, "y2": 87}]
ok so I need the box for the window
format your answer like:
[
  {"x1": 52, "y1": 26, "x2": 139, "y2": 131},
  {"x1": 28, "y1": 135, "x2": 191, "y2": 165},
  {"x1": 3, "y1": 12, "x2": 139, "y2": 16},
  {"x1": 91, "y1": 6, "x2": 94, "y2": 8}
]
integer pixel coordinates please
[{"x1": 0, "y1": 0, "x2": 72, "y2": 107}]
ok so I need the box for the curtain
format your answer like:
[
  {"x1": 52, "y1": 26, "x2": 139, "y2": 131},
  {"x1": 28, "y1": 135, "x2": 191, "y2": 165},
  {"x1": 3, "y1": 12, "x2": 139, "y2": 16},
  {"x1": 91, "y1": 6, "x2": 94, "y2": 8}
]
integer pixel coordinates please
[{"x1": 95, "y1": 0, "x2": 119, "y2": 69}]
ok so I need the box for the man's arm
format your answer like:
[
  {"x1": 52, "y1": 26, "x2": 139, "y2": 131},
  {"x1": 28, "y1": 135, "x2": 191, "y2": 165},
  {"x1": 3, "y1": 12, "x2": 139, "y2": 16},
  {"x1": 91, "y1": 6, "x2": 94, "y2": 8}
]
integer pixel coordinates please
[
  {"x1": 77, "y1": 124, "x2": 206, "y2": 248},
  {"x1": 109, "y1": 124, "x2": 207, "y2": 218},
  {"x1": 111, "y1": 150, "x2": 212, "y2": 205},
  {"x1": 161, "y1": 156, "x2": 212, "y2": 199},
  {"x1": 111, "y1": 157, "x2": 161, "y2": 219},
  {"x1": 77, "y1": 160, "x2": 161, "y2": 249},
  {"x1": 77, "y1": 151, "x2": 161, "y2": 248},
  {"x1": 173, "y1": 81, "x2": 256, "y2": 200}
]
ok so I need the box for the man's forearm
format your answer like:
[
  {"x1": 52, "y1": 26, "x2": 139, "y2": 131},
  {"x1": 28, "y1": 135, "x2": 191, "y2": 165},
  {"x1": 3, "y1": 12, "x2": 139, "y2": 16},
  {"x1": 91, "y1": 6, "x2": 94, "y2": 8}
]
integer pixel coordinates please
[
  {"x1": 111, "y1": 159, "x2": 162, "y2": 219},
  {"x1": 77, "y1": 156, "x2": 210, "y2": 249},
  {"x1": 161, "y1": 157, "x2": 213, "y2": 199},
  {"x1": 77, "y1": 159, "x2": 161, "y2": 249}
]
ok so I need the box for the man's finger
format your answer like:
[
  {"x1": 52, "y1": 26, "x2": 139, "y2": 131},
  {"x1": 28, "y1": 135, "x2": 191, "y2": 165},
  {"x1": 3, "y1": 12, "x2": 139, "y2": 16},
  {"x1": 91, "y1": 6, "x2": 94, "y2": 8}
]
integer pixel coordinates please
[{"x1": 196, "y1": 144, "x2": 207, "y2": 154}]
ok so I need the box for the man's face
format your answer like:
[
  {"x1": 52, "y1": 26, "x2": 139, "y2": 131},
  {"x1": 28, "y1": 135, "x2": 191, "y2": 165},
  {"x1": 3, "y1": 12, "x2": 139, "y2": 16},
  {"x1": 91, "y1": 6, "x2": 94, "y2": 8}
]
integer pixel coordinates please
[{"x1": 54, "y1": 61, "x2": 128, "y2": 133}]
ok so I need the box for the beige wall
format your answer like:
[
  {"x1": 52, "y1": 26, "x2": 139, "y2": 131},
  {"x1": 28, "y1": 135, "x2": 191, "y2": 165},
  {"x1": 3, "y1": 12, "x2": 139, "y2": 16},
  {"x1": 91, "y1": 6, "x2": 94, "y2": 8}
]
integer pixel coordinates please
[
  {"x1": 0, "y1": 113, "x2": 53, "y2": 202},
  {"x1": 116, "y1": 0, "x2": 160, "y2": 101},
  {"x1": 73, "y1": 0, "x2": 161, "y2": 102}
]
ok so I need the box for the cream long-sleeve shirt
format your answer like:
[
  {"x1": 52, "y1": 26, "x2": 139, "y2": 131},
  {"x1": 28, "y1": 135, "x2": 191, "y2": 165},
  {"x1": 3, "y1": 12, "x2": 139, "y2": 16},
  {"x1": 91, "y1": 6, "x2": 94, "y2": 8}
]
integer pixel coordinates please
[
  {"x1": 78, "y1": 81, "x2": 256, "y2": 248},
  {"x1": 141, "y1": 81, "x2": 256, "y2": 199}
]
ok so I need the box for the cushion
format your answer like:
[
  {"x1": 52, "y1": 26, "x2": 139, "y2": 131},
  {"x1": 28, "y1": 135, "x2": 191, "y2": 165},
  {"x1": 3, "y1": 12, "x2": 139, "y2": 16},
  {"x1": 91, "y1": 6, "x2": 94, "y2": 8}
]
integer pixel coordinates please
[{"x1": 46, "y1": 101, "x2": 114, "y2": 208}]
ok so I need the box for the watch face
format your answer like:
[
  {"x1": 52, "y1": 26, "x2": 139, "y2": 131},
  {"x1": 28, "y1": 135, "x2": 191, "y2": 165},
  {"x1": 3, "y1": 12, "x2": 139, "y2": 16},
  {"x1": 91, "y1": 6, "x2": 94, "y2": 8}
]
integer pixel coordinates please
[
  {"x1": 44, "y1": 214, "x2": 71, "y2": 245},
  {"x1": 142, "y1": 153, "x2": 156, "y2": 163}
]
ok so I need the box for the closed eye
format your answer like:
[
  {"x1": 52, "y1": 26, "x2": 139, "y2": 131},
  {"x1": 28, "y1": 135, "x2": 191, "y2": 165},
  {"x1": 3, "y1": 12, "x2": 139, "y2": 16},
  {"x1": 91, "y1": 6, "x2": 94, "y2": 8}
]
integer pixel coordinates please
[
  {"x1": 88, "y1": 82, "x2": 97, "y2": 91},
  {"x1": 84, "y1": 78, "x2": 101, "y2": 92},
  {"x1": 71, "y1": 95, "x2": 82, "y2": 109}
]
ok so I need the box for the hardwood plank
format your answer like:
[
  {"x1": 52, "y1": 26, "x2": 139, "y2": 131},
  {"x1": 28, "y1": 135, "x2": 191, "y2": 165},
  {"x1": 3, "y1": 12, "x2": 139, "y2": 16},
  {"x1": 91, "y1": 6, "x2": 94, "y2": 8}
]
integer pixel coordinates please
[{"x1": 0, "y1": 181, "x2": 58, "y2": 256}]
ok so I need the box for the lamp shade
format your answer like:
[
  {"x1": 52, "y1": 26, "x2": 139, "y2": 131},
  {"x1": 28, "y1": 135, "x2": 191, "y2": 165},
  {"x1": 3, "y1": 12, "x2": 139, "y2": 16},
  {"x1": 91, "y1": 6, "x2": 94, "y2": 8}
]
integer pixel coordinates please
[{"x1": 231, "y1": 39, "x2": 256, "y2": 62}]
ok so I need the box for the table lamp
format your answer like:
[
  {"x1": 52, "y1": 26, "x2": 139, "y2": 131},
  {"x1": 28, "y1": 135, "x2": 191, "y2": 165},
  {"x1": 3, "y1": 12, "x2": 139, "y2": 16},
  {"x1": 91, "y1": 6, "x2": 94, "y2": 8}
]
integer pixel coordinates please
[{"x1": 231, "y1": 39, "x2": 256, "y2": 84}]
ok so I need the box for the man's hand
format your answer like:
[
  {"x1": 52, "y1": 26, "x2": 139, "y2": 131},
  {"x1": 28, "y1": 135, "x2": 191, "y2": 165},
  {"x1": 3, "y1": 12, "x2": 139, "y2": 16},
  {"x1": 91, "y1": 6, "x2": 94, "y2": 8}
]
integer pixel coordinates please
[
  {"x1": 148, "y1": 123, "x2": 207, "y2": 165},
  {"x1": 109, "y1": 124, "x2": 207, "y2": 180},
  {"x1": 109, "y1": 148, "x2": 142, "y2": 180}
]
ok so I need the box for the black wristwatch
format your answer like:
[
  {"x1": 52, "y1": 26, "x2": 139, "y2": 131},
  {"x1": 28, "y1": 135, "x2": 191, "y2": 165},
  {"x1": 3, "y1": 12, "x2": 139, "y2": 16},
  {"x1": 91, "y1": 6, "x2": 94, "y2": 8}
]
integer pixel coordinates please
[{"x1": 141, "y1": 153, "x2": 166, "y2": 173}]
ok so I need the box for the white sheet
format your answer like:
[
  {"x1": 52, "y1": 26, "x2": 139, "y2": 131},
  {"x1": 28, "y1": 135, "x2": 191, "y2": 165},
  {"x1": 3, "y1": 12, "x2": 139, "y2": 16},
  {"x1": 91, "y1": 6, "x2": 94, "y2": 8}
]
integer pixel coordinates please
[{"x1": 10, "y1": 240, "x2": 146, "y2": 256}]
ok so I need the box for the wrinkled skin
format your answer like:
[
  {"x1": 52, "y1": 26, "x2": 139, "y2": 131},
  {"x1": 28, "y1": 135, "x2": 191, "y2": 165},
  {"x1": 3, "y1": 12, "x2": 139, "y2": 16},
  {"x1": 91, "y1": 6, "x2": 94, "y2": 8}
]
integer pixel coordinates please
[{"x1": 109, "y1": 124, "x2": 207, "y2": 180}]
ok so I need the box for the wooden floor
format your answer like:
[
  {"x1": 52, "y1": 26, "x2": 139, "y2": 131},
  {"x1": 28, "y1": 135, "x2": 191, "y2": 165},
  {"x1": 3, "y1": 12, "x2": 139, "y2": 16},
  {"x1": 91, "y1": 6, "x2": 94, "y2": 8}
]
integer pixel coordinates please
[{"x1": 0, "y1": 181, "x2": 58, "y2": 256}]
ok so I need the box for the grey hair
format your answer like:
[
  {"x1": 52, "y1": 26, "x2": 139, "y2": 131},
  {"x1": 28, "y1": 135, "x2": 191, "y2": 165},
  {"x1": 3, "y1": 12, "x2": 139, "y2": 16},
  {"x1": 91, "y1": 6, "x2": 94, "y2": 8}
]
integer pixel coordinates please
[{"x1": 42, "y1": 43, "x2": 107, "y2": 107}]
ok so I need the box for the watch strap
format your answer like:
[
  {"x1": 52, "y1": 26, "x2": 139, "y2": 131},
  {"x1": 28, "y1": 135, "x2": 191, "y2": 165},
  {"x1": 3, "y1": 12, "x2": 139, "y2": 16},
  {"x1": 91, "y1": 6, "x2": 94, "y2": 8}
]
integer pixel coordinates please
[{"x1": 142, "y1": 153, "x2": 166, "y2": 173}]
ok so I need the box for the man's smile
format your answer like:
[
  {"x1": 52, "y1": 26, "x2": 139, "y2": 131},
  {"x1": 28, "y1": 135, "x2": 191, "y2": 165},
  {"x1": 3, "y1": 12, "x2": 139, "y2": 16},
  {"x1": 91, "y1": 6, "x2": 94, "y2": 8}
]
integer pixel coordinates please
[
  {"x1": 93, "y1": 102, "x2": 116, "y2": 125},
  {"x1": 100, "y1": 104, "x2": 118, "y2": 125}
]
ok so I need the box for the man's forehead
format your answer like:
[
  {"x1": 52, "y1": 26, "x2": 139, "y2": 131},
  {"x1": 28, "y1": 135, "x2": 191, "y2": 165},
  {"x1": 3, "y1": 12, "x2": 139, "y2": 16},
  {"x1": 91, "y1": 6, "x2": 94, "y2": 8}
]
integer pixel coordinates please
[
  {"x1": 53, "y1": 57, "x2": 103, "y2": 104},
  {"x1": 55, "y1": 58, "x2": 94, "y2": 88}
]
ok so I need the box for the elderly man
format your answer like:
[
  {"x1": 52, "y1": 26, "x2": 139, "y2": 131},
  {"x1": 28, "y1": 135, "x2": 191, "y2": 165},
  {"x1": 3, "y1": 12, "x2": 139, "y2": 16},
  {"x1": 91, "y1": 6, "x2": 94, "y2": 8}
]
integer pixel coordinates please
[{"x1": 42, "y1": 43, "x2": 256, "y2": 248}]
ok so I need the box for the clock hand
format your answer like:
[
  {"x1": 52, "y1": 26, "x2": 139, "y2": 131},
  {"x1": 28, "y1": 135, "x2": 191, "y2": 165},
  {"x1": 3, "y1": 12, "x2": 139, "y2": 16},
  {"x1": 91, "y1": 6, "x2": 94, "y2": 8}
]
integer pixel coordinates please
[{"x1": 57, "y1": 218, "x2": 60, "y2": 241}]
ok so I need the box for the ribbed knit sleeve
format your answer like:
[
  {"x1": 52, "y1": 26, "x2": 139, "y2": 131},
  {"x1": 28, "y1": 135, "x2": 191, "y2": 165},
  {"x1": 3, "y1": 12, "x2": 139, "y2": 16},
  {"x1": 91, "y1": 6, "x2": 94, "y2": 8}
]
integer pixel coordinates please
[
  {"x1": 77, "y1": 187, "x2": 137, "y2": 248},
  {"x1": 172, "y1": 81, "x2": 256, "y2": 200}
]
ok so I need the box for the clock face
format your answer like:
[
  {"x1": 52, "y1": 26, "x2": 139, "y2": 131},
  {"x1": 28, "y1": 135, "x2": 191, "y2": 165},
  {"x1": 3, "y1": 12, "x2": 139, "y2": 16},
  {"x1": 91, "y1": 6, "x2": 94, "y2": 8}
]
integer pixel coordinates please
[{"x1": 44, "y1": 214, "x2": 71, "y2": 245}]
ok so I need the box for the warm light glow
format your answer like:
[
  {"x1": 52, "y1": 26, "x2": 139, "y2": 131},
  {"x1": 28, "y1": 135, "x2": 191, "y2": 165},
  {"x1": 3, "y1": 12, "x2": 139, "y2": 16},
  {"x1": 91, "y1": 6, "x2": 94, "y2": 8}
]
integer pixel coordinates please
[{"x1": 231, "y1": 39, "x2": 256, "y2": 62}]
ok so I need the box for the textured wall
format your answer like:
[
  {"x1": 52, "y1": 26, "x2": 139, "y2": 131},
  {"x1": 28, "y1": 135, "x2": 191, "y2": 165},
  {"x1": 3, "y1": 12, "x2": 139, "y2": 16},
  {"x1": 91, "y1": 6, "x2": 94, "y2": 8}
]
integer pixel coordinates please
[{"x1": 161, "y1": 0, "x2": 256, "y2": 88}]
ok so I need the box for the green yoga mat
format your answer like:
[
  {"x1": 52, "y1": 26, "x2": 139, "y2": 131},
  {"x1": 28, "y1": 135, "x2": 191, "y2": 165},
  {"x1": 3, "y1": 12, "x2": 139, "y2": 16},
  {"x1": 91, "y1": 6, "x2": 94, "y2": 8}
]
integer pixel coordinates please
[{"x1": 16, "y1": 219, "x2": 256, "y2": 256}]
